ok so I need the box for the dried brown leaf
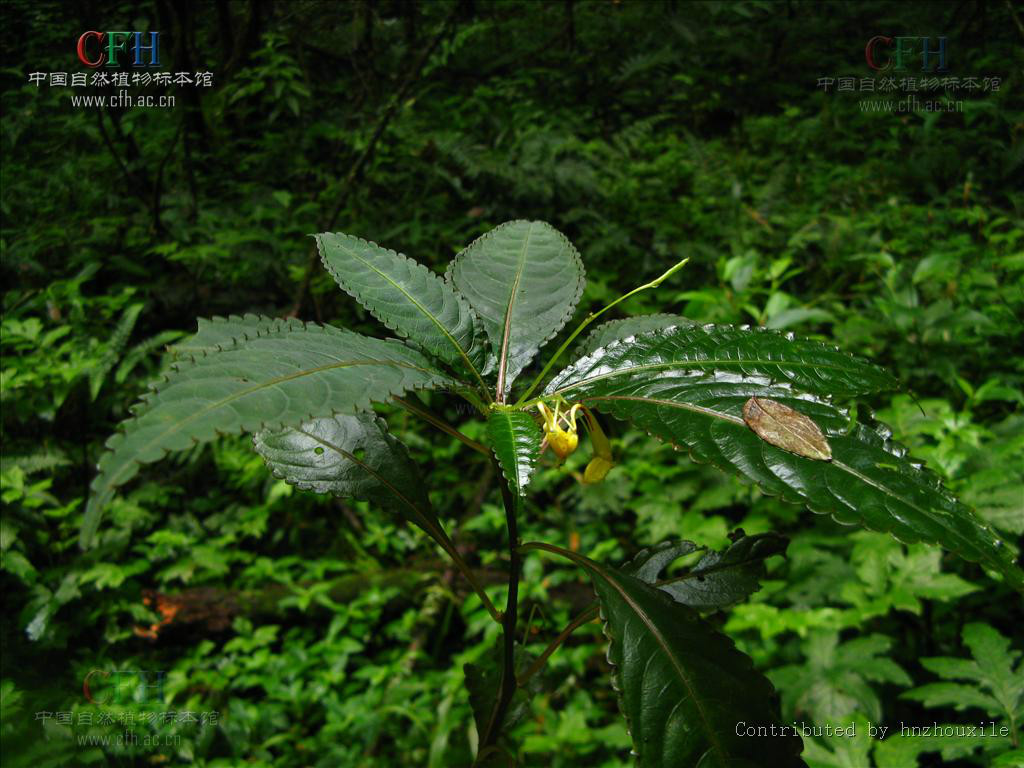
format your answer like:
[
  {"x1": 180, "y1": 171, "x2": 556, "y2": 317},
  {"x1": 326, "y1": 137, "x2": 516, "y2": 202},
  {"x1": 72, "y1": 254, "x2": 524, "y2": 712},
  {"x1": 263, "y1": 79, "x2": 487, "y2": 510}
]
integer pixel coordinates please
[{"x1": 742, "y1": 397, "x2": 832, "y2": 461}]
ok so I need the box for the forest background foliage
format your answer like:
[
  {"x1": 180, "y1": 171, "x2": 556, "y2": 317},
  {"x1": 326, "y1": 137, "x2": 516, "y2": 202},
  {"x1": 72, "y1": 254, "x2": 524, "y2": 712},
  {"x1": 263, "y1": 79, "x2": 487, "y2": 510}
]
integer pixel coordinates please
[{"x1": 1, "y1": 1, "x2": 1022, "y2": 766}]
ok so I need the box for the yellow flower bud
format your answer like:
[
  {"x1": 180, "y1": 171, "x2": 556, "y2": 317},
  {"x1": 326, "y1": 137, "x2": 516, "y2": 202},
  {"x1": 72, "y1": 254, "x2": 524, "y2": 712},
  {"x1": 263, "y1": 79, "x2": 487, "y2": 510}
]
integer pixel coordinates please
[
  {"x1": 580, "y1": 406, "x2": 614, "y2": 484},
  {"x1": 583, "y1": 455, "x2": 614, "y2": 484}
]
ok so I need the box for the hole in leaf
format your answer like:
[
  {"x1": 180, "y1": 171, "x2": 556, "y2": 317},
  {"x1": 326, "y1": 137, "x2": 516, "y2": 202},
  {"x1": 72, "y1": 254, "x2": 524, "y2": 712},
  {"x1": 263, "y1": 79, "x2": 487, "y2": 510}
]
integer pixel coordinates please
[{"x1": 313, "y1": 447, "x2": 325, "y2": 455}]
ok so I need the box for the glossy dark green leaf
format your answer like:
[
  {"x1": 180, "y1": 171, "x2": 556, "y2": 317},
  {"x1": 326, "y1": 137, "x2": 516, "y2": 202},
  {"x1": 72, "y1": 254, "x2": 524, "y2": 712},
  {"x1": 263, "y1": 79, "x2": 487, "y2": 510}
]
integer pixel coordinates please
[
  {"x1": 547, "y1": 325, "x2": 1023, "y2": 592},
  {"x1": 575, "y1": 314, "x2": 696, "y2": 359},
  {"x1": 629, "y1": 531, "x2": 788, "y2": 609},
  {"x1": 550, "y1": 322, "x2": 898, "y2": 401},
  {"x1": 82, "y1": 319, "x2": 450, "y2": 548},
  {"x1": 315, "y1": 232, "x2": 488, "y2": 378},
  {"x1": 486, "y1": 408, "x2": 542, "y2": 496},
  {"x1": 545, "y1": 546, "x2": 805, "y2": 768},
  {"x1": 447, "y1": 221, "x2": 585, "y2": 397}
]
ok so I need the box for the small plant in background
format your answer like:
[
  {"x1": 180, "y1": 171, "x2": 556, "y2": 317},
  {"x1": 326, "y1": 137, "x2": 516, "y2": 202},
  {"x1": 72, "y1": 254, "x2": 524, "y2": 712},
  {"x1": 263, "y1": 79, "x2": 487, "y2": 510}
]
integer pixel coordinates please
[
  {"x1": 874, "y1": 622, "x2": 1024, "y2": 767},
  {"x1": 82, "y1": 221, "x2": 1023, "y2": 765}
]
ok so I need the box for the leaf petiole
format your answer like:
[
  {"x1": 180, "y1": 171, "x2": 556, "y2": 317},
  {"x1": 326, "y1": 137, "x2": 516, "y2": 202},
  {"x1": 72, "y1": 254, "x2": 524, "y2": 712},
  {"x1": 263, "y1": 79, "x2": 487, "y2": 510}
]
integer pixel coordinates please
[
  {"x1": 518, "y1": 602, "x2": 600, "y2": 687},
  {"x1": 393, "y1": 395, "x2": 490, "y2": 456}
]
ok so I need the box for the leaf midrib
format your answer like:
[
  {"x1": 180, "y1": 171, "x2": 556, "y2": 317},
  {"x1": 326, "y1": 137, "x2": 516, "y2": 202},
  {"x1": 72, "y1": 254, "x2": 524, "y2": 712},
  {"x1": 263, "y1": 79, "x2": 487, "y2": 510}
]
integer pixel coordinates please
[
  {"x1": 568, "y1": 551, "x2": 727, "y2": 764},
  {"x1": 496, "y1": 222, "x2": 535, "y2": 400},
  {"x1": 584, "y1": 393, "x2": 997, "y2": 570},
  {"x1": 585, "y1": 394, "x2": 745, "y2": 425},
  {"x1": 549, "y1": 356, "x2": 884, "y2": 397},
  {"x1": 332, "y1": 241, "x2": 486, "y2": 389},
  {"x1": 488, "y1": 410, "x2": 539, "y2": 495},
  {"x1": 490, "y1": 411, "x2": 523, "y2": 495}
]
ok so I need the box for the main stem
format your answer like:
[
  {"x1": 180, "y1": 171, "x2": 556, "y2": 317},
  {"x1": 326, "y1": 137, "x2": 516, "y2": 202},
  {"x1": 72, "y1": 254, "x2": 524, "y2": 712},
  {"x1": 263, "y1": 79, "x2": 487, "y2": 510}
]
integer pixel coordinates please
[{"x1": 482, "y1": 472, "x2": 522, "y2": 752}]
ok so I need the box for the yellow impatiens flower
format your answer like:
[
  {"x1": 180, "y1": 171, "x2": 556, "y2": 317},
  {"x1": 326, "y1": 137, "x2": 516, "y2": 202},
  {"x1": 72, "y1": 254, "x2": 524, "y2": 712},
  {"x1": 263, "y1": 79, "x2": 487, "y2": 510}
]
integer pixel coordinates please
[
  {"x1": 537, "y1": 401, "x2": 581, "y2": 459},
  {"x1": 536, "y1": 401, "x2": 615, "y2": 483}
]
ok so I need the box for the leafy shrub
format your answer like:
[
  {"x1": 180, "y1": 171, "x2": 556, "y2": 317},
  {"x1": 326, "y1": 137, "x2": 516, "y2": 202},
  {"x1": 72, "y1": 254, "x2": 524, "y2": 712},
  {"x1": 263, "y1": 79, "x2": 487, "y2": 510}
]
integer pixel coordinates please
[{"x1": 79, "y1": 221, "x2": 1023, "y2": 765}]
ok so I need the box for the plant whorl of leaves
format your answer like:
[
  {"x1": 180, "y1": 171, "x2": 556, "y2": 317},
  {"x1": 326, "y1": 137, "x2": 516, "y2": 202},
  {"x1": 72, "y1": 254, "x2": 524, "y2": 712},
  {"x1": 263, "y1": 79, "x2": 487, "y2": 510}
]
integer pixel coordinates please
[{"x1": 81, "y1": 220, "x2": 1023, "y2": 767}]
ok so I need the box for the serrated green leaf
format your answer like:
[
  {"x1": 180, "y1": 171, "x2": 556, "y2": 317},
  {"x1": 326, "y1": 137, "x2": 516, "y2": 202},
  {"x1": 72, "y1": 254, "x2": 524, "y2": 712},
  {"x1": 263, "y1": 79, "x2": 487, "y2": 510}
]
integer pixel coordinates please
[
  {"x1": 254, "y1": 412, "x2": 449, "y2": 542},
  {"x1": 536, "y1": 545, "x2": 805, "y2": 768},
  {"x1": 549, "y1": 323, "x2": 898, "y2": 401},
  {"x1": 629, "y1": 532, "x2": 788, "y2": 609},
  {"x1": 546, "y1": 325, "x2": 1023, "y2": 591},
  {"x1": 964, "y1": 623, "x2": 1023, "y2": 705},
  {"x1": 315, "y1": 232, "x2": 487, "y2": 378},
  {"x1": 992, "y1": 748, "x2": 1024, "y2": 767},
  {"x1": 872, "y1": 726, "x2": 1011, "y2": 768},
  {"x1": 917, "y1": 657, "x2": 982, "y2": 681},
  {"x1": 89, "y1": 301, "x2": 143, "y2": 401},
  {"x1": 799, "y1": 714, "x2": 875, "y2": 768},
  {"x1": 448, "y1": 221, "x2": 584, "y2": 398},
  {"x1": 82, "y1": 320, "x2": 450, "y2": 549},
  {"x1": 962, "y1": 415, "x2": 1024, "y2": 535},
  {"x1": 169, "y1": 314, "x2": 297, "y2": 360},
  {"x1": 1, "y1": 549, "x2": 36, "y2": 583},
  {"x1": 848, "y1": 537, "x2": 979, "y2": 613},
  {"x1": 902, "y1": 682, "x2": 1002, "y2": 713},
  {"x1": 770, "y1": 631, "x2": 910, "y2": 724},
  {"x1": 486, "y1": 408, "x2": 542, "y2": 496},
  {"x1": 0, "y1": 450, "x2": 71, "y2": 476},
  {"x1": 575, "y1": 314, "x2": 696, "y2": 359},
  {"x1": 903, "y1": 623, "x2": 1024, "y2": 725}
]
